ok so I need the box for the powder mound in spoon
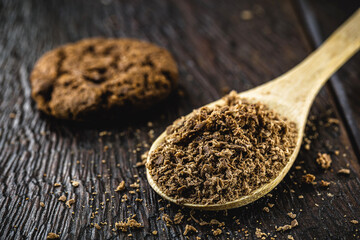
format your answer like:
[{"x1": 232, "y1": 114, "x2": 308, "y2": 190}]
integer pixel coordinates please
[{"x1": 147, "y1": 91, "x2": 298, "y2": 205}]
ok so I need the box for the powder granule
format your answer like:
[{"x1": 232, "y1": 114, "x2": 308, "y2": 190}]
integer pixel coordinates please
[
  {"x1": 147, "y1": 91, "x2": 297, "y2": 205},
  {"x1": 316, "y1": 153, "x2": 332, "y2": 169},
  {"x1": 183, "y1": 225, "x2": 197, "y2": 235},
  {"x1": 115, "y1": 218, "x2": 143, "y2": 232},
  {"x1": 47, "y1": 233, "x2": 60, "y2": 239}
]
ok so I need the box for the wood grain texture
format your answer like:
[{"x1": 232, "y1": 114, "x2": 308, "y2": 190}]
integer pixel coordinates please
[{"x1": 0, "y1": 0, "x2": 359, "y2": 239}]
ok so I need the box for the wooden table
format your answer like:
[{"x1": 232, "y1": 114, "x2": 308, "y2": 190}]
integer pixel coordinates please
[{"x1": 1, "y1": 0, "x2": 359, "y2": 239}]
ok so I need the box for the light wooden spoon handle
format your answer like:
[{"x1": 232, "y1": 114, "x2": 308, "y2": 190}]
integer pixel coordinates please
[{"x1": 250, "y1": 9, "x2": 360, "y2": 122}]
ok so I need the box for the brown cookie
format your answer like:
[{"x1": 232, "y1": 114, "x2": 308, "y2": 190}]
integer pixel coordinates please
[{"x1": 30, "y1": 38, "x2": 178, "y2": 120}]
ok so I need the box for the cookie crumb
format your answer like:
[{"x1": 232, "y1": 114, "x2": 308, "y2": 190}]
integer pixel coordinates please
[
  {"x1": 115, "y1": 181, "x2": 125, "y2": 192},
  {"x1": 162, "y1": 214, "x2": 173, "y2": 226},
  {"x1": 94, "y1": 223, "x2": 101, "y2": 230},
  {"x1": 174, "y1": 212, "x2": 184, "y2": 224},
  {"x1": 40, "y1": 202, "x2": 45, "y2": 208},
  {"x1": 255, "y1": 228, "x2": 267, "y2": 238},
  {"x1": 115, "y1": 218, "x2": 143, "y2": 232},
  {"x1": 58, "y1": 195, "x2": 66, "y2": 202},
  {"x1": 183, "y1": 224, "x2": 197, "y2": 235},
  {"x1": 287, "y1": 212, "x2": 296, "y2": 219},
  {"x1": 338, "y1": 168, "x2": 350, "y2": 175},
  {"x1": 54, "y1": 183, "x2": 61, "y2": 187},
  {"x1": 212, "y1": 228, "x2": 222, "y2": 236},
  {"x1": 276, "y1": 219, "x2": 298, "y2": 232},
  {"x1": 71, "y1": 180, "x2": 80, "y2": 187},
  {"x1": 152, "y1": 230, "x2": 158, "y2": 235},
  {"x1": 319, "y1": 180, "x2": 330, "y2": 187},
  {"x1": 350, "y1": 220, "x2": 358, "y2": 224},
  {"x1": 302, "y1": 174, "x2": 316, "y2": 184},
  {"x1": 316, "y1": 153, "x2": 332, "y2": 169},
  {"x1": 47, "y1": 232, "x2": 60, "y2": 239},
  {"x1": 288, "y1": 235, "x2": 294, "y2": 240},
  {"x1": 66, "y1": 199, "x2": 75, "y2": 208},
  {"x1": 263, "y1": 207, "x2": 270, "y2": 212}
]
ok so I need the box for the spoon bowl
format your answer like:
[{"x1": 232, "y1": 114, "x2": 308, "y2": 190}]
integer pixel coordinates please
[{"x1": 146, "y1": 9, "x2": 360, "y2": 210}]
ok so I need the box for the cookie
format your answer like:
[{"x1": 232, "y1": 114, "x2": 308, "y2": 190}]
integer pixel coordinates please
[{"x1": 30, "y1": 38, "x2": 178, "y2": 120}]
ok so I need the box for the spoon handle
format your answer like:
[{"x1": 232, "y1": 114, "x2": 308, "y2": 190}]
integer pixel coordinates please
[{"x1": 259, "y1": 8, "x2": 360, "y2": 116}]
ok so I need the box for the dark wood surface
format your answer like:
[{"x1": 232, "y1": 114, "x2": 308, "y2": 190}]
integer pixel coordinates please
[{"x1": 0, "y1": 0, "x2": 359, "y2": 239}]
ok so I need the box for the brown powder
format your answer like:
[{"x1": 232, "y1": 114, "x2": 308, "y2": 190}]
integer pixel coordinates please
[
  {"x1": 173, "y1": 212, "x2": 184, "y2": 224},
  {"x1": 316, "y1": 153, "x2": 332, "y2": 169},
  {"x1": 115, "y1": 218, "x2": 143, "y2": 232},
  {"x1": 276, "y1": 219, "x2": 298, "y2": 231},
  {"x1": 66, "y1": 199, "x2": 75, "y2": 208},
  {"x1": 287, "y1": 212, "x2": 296, "y2": 219},
  {"x1": 255, "y1": 228, "x2": 267, "y2": 238},
  {"x1": 162, "y1": 214, "x2": 173, "y2": 226},
  {"x1": 302, "y1": 174, "x2": 315, "y2": 184},
  {"x1": 147, "y1": 92, "x2": 297, "y2": 204},
  {"x1": 183, "y1": 224, "x2": 197, "y2": 235},
  {"x1": 212, "y1": 228, "x2": 222, "y2": 236},
  {"x1": 58, "y1": 195, "x2": 66, "y2": 202},
  {"x1": 338, "y1": 168, "x2": 350, "y2": 175},
  {"x1": 319, "y1": 180, "x2": 330, "y2": 187},
  {"x1": 115, "y1": 181, "x2": 125, "y2": 192},
  {"x1": 47, "y1": 232, "x2": 60, "y2": 239}
]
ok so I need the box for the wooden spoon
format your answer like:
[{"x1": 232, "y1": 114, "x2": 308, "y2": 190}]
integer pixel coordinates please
[{"x1": 146, "y1": 9, "x2": 360, "y2": 210}]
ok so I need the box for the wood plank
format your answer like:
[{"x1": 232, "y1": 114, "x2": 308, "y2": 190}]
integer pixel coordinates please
[
  {"x1": 295, "y1": 0, "x2": 360, "y2": 157},
  {"x1": 0, "y1": 0, "x2": 359, "y2": 239}
]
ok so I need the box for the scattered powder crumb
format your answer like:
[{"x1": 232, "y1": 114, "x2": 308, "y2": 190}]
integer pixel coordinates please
[
  {"x1": 152, "y1": 230, "x2": 158, "y2": 235},
  {"x1": 288, "y1": 235, "x2": 294, "y2": 240},
  {"x1": 350, "y1": 220, "x2": 358, "y2": 224},
  {"x1": 298, "y1": 195, "x2": 304, "y2": 199},
  {"x1": 115, "y1": 218, "x2": 143, "y2": 232},
  {"x1": 129, "y1": 190, "x2": 136, "y2": 194},
  {"x1": 302, "y1": 174, "x2": 316, "y2": 184},
  {"x1": 47, "y1": 232, "x2": 60, "y2": 239},
  {"x1": 327, "y1": 118, "x2": 339, "y2": 125},
  {"x1": 94, "y1": 223, "x2": 101, "y2": 230},
  {"x1": 183, "y1": 225, "x2": 197, "y2": 235},
  {"x1": 162, "y1": 214, "x2": 173, "y2": 226},
  {"x1": 327, "y1": 193, "x2": 334, "y2": 197},
  {"x1": 128, "y1": 234, "x2": 132, "y2": 237},
  {"x1": 71, "y1": 180, "x2": 80, "y2": 187},
  {"x1": 66, "y1": 199, "x2": 75, "y2": 208},
  {"x1": 130, "y1": 183, "x2": 139, "y2": 188},
  {"x1": 334, "y1": 150, "x2": 340, "y2": 156},
  {"x1": 276, "y1": 219, "x2": 298, "y2": 231},
  {"x1": 241, "y1": 10, "x2": 253, "y2": 20},
  {"x1": 115, "y1": 181, "x2": 125, "y2": 192},
  {"x1": 268, "y1": 203, "x2": 274, "y2": 208},
  {"x1": 255, "y1": 228, "x2": 267, "y2": 238},
  {"x1": 287, "y1": 212, "x2": 296, "y2": 219},
  {"x1": 320, "y1": 180, "x2": 330, "y2": 187},
  {"x1": 338, "y1": 168, "x2": 350, "y2": 175},
  {"x1": 174, "y1": 212, "x2": 184, "y2": 224},
  {"x1": 316, "y1": 153, "x2": 332, "y2": 169},
  {"x1": 58, "y1": 195, "x2": 66, "y2": 202},
  {"x1": 54, "y1": 183, "x2": 61, "y2": 187},
  {"x1": 263, "y1": 207, "x2": 270, "y2": 213},
  {"x1": 40, "y1": 202, "x2": 45, "y2": 208},
  {"x1": 212, "y1": 228, "x2": 222, "y2": 236}
]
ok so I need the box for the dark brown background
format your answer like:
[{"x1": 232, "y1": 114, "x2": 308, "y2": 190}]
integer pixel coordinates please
[{"x1": 0, "y1": 0, "x2": 359, "y2": 239}]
